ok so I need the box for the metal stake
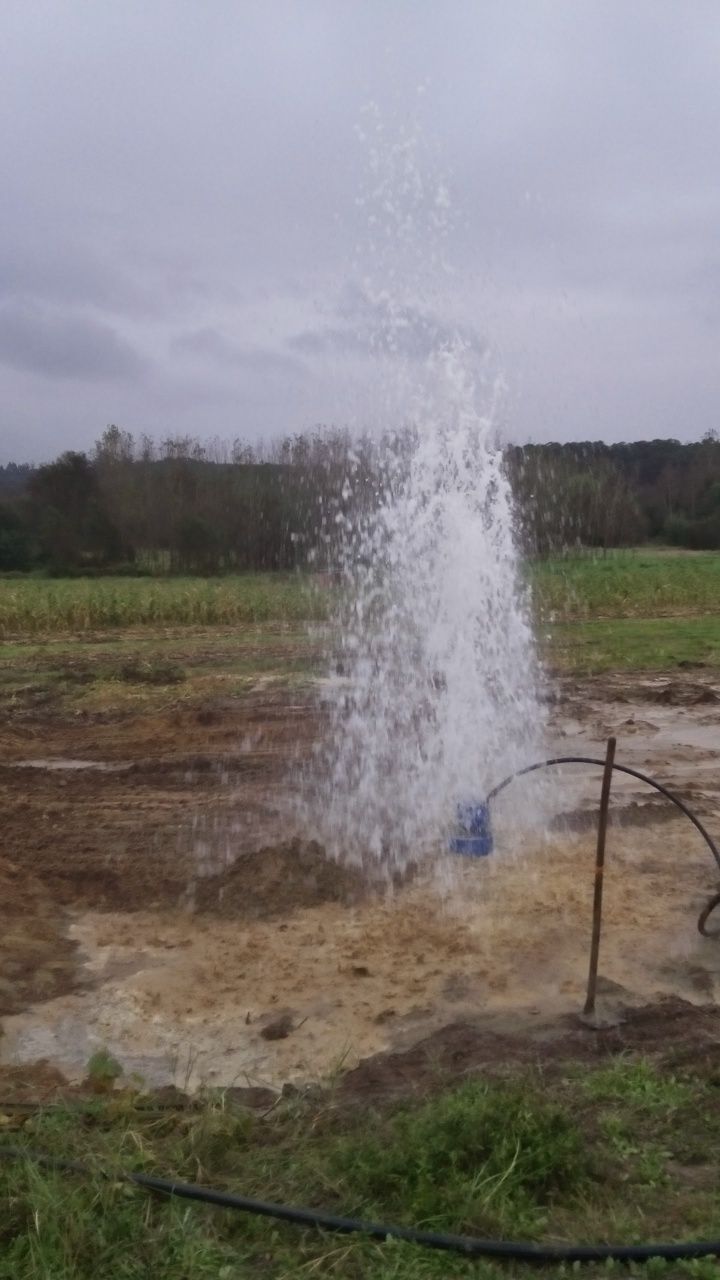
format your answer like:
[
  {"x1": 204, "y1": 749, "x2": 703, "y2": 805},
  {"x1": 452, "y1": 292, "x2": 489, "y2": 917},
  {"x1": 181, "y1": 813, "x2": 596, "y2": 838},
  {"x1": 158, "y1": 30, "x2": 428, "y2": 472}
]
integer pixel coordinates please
[{"x1": 583, "y1": 736, "x2": 616, "y2": 1019}]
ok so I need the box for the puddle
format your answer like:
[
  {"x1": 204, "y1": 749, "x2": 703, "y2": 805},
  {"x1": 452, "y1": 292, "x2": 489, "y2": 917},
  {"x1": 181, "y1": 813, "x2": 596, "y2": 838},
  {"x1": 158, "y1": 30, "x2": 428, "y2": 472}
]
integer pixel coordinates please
[{"x1": 549, "y1": 696, "x2": 720, "y2": 806}]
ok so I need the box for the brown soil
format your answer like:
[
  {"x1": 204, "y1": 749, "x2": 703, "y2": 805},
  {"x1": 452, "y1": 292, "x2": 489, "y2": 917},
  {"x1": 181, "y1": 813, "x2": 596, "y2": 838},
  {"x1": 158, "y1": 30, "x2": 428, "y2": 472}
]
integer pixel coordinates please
[
  {"x1": 340, "y1": 996, "x2": 720, "y2": 1102},
  {"x1": 0, "y1": 689, "x2": 321, "y2": 914},
  {"x1": 1, "y1": 667, "x2": 720, "y2": 1093},
  {"x1": 1, "y1": 995, "x2": 717, "y2": 1109},
  {"x1": 0, "y1": 860, "x2": 78, "y2": 1016},
  {"x1": 193, "y1": 839, "x2": 368, "y2": 918},
  {"x1": 0, "y1": 1060, "x2": 74, "y2": 1103},
  {"x1": 0, "y1": 685, "x2": 329, "y2": 1015},
  {"x1": 635, "y1": 680, "x2": 718, "y2": 706}
]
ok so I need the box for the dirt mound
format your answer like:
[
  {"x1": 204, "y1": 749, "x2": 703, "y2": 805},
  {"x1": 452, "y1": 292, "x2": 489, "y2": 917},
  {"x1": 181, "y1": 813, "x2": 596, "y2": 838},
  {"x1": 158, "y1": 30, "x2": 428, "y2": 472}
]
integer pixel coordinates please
[
  {"x1": 558, "y1": 673, "x2": 720, "y2": 709},
  {"x1": 617, "y1": 716, "x2": 659, "y2": 734},
  {"x1": 339, "y1": 998, "x2": 720, "y2": 1102},
  {"x1": 645, "y1": 681, "x2": 718, "y2": 706},
  {"x1": 192, "y1": 839, "x2": 369, "y2": 919},
  {"x1": 0, "y1": 858, "x2": 79, "y2": 1016}
]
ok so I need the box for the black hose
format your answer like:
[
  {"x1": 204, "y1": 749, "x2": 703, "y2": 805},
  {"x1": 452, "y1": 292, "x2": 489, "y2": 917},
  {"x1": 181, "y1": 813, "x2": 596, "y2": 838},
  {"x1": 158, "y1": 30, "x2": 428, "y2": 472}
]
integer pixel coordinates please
[
  {"x1": 698, "y1": 890, "x2": 720, "y2": 936},
  {"x1": 485, "y1": 755, "x2": 720, "y2": 935},
  {"x1": 2, "y1": 1146, "x2": 720, "y2": 1264}
]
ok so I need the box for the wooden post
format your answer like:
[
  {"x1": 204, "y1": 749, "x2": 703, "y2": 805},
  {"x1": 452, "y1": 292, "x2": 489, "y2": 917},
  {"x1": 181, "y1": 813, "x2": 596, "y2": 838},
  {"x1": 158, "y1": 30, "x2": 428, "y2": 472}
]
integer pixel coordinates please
[{"x1": 583, "y1": 736, "x2": 616, "y2": 1019}]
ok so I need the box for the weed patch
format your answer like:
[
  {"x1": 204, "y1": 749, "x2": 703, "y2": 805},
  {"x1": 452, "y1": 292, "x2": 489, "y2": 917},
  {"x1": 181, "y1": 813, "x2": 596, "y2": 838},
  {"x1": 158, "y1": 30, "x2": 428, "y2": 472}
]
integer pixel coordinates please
[{"x1": 327, "y1": 1080, "x2": 588, "y2": 1236}]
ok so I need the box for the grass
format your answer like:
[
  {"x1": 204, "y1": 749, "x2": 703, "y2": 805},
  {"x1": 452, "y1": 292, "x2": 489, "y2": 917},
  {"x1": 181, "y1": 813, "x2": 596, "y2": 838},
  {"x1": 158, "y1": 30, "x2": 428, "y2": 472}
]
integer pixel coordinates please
[
  {"x1": 531, "y1": 549, "x2": 720, "y2": 620},
  {"x1": 547, "y1": 615, "x2": 720, "y2": 674},
  {"x1": 533, "y1": 550, "x2": 720, "y2": 672},
  {"x1": 326, "y1": 1079, "x2": 587, "y2": 1237},
  {"x1": 2, "y1": 1058, "x2": 720, "y2": 1278}
]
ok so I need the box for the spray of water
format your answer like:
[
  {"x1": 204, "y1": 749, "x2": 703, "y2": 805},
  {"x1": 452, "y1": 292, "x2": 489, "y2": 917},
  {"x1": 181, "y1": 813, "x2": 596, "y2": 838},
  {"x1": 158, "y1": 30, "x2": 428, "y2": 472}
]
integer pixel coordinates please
[{"x1": 313, "y1": 109, "x2": 545, "y2": 872}]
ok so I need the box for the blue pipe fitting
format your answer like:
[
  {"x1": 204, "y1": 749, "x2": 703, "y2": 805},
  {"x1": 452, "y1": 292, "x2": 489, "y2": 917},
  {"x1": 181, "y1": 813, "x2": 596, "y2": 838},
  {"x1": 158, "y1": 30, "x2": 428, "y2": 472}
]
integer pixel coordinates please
[{"x1": 449, "y1": 801, "x2": 493, "y2": 857}]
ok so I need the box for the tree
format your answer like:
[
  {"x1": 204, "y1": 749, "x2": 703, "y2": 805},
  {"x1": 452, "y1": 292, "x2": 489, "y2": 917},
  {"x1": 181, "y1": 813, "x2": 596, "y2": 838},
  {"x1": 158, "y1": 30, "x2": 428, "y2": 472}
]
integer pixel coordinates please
[
  {"x1": 175, "y1": 515, "x2": 221, "y2": 573},
  {"x1": 27, "y1": 451, "x2": 122, "y2": 568},
  {"x1": 0, "y1": 503, "x2": 32, "y2": 570}
]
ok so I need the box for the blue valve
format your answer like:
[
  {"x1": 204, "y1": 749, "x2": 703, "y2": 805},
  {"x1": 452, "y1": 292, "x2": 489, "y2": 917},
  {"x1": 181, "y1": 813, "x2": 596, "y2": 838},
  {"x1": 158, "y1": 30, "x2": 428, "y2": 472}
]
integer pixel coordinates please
[{"x1": 449, "y1": 801, "x2": 493, "y2": 857}]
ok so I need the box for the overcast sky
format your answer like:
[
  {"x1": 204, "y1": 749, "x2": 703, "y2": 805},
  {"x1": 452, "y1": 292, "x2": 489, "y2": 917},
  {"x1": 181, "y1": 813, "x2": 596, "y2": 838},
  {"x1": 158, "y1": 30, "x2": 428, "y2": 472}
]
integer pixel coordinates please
[{"x1": 2, "y1": 1, "x2": 719, "y2": 461}]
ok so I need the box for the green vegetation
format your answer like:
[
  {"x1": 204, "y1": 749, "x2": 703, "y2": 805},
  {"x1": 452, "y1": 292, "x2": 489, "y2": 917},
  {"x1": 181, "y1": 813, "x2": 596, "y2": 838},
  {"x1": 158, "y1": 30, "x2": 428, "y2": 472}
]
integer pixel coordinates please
[
  {"x1": 1, "y1": 552, "x2": 718, "y2": 682},
  {"x1": 0, "y1": 574, "x2": 325, "y2": 638},
  {"x1": 511, "y1": 433, "x2": 720, "y2": 551},
  {"x1": 327, "y1": 1080, "x2": 587, "y2": 1237},
  {"x1": 84, "y1": 1049, "x2": 124, "y2": 1095},
  {"x1": 1, "y1": 550, "x2": 718, "y2": 641},
  {"x1": 548, "y1": 616, "x2": 720, "y2": 674},
  {"x1": 0, "y1": 430, "x2": 350, "y2": 575},
  {"x1": 532, "y1": 550, "x2": 720, "y2": 620},
  {"x1": 2, "y1": 1058, "x2": 720, "y2": 1278},
  {"x1": 528, "y1": 549, "x2": 720, "y2": 672}
]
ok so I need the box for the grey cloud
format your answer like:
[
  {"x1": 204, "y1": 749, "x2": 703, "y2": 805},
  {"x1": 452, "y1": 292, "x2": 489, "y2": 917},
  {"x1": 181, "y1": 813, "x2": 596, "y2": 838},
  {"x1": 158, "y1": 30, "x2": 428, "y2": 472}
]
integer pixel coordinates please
[
  {"x1": 172, "y1": 327, "x2": 305, "y2": 376},
  {"x1": 0, "y1": 243, "x2": 149, "y2": 316},
  {"x1": 0, "y1": 303, "x2": 147, "y2": 381},
  {"x1": 2, "y1": 0, "x2": 720, "y2": 456},
  {"x1": 290, "y1": 285, "x2": 486, "y2": 362}
]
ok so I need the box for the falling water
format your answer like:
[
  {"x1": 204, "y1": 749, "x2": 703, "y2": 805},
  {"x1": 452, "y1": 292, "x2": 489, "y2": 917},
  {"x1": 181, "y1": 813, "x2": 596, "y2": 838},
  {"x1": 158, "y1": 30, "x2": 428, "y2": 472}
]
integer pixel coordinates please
[{"x1": 313, "y1": 111, "x2": 545, "y2": 872}]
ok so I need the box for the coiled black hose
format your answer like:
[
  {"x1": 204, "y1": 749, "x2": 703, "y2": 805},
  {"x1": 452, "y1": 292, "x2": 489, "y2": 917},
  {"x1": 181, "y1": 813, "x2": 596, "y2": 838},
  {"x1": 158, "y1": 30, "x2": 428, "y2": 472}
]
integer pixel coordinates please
[
  {"x1": 485, "y1": 755, "x2": 720, "y2": 936},
  {"x1": 2, "y1": 1147, "x2": 720, "y2": 1264}
]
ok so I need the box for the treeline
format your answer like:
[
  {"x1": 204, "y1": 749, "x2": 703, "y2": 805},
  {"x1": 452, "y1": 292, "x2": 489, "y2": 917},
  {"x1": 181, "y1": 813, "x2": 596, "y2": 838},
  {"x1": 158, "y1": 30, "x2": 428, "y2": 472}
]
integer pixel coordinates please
[
  {"x1": 1, "y1": 427, "x2": 719, "y2": 573},
  {"x1": 0, "y1": 426, "x2": 375, "y2": 574},
  {"x1": 507, "y1": 433, "x2": 720, "y2": 554}
]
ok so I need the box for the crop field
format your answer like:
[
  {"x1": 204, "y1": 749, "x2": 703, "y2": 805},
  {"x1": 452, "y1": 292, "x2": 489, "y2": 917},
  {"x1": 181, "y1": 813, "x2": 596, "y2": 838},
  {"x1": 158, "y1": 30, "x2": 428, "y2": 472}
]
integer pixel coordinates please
[
  {"x1": 1, "y1": 550, "x2": 719, "y2": 647},
  {"x1": 0, "y1": 573, "x2": 325, "y2": 638}
]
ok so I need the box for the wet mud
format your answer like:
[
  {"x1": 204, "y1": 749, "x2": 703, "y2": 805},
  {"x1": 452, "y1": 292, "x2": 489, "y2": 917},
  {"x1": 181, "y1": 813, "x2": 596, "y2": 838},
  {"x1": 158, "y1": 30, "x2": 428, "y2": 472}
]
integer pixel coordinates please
[{"x1": 1, "y1": 670, "x2": 720, "y2": 1093}]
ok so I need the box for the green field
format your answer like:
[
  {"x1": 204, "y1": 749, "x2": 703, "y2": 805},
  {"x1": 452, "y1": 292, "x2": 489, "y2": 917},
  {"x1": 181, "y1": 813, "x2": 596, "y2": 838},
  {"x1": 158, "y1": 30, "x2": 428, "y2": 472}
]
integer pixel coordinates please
[
  {"x1": 549, "y1": 615, "x2": 720, "y2": 673},
  {"x1": 1, "y1": 553, "x2": 719, "y2": 675},
  {"x1": 531, "y1": 550, "x2": 720, "y2": 671},
  {"x1": 531, "y1": 549, "x2": 720, "y2": 620},
  {"x1": 2, "y1": 1058, "x2": 719, "y2": 1279}
]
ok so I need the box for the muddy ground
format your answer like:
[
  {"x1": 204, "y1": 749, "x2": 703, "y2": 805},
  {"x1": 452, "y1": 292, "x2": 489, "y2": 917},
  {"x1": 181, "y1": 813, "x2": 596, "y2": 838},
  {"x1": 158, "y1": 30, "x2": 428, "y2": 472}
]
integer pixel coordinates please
[{"x1": 1, "y1": 657, "x2": 720, "y2": 1095}]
